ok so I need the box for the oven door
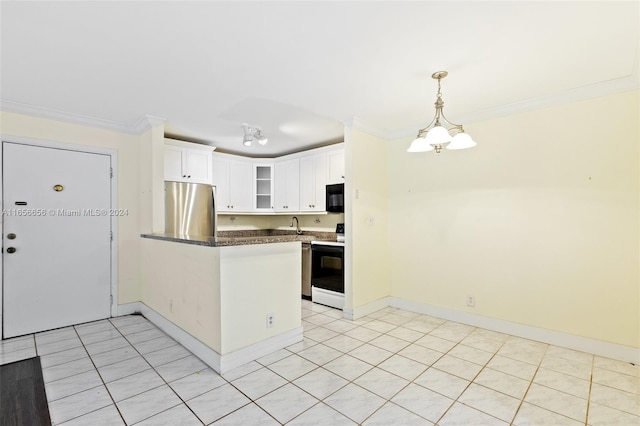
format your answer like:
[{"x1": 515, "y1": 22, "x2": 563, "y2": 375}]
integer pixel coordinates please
[{"x1": 311, "y1": 244, "x2": 344, "y2": 293}]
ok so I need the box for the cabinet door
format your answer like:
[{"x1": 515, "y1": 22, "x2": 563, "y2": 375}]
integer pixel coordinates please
[
  {"x1": 300, "y1": 153, "x2": 326, "y2": 211},
  {"x1": 164, "y1": 146, "x2": 185, "y2": 181},
  {"x1": 212, "y1": 157, "x2": 230, "y2": 211},
  {"x1": 327, "y1": 149, "x2": 345, "y2": 184},
  {"x1": 228, "y1": 160, "x2": 253, "y2": 212},
  {"x1": 254, "y1": 164, "x2": 274, "y2": 211},
  {"x1": 185, "y1": 149, "x2": 212, "y2": 184},
  {"x1": 274, "y1": 159, "x2": 299, "y2": 212}
]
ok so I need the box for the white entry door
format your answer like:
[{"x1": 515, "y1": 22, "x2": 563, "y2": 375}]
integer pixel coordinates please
[{"x1": 3, "y1": 142, "x2": 112, "y2": 338}]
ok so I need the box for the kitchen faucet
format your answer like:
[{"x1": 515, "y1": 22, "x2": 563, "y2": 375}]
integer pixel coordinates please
[{"x1": 290, "y1": 216, "x2": 302, "y2": 235}]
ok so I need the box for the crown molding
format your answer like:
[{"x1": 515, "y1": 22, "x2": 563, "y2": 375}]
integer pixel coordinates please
[
  {"x1": 342, "y1": 116, "x2": 390, "y2": 140},
  {"x1": 457, "y1": 73, "x2": 640, "y2": 126},
  {"x1": 0, "y1": 99, "x2": 165, "y2": 135},
  {"x1": 133, "y1": 114, "x2": 167, "y2": 133},
  {"x1": 388, "y1": 72, "x2": 640, "y2": 141}
]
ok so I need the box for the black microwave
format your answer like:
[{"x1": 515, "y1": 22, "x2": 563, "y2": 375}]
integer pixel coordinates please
[{"x1": 326, "y1": 183, "x2": 344, "y2": 213}]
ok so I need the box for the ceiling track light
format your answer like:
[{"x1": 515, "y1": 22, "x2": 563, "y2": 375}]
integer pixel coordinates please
[
  {"x1": 407, "y1": 71, "x2": 477, "y2": 154},
  {"x1": 242, "y1": 124, "x2": 268, "y2": 147}
]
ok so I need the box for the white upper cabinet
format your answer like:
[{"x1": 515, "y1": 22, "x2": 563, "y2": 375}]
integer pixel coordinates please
[
  {"x1": 300, "y1": 153, "x2": 327, "y2": 212},
  {"x1": 164, "y1": 145, "x2": 184, "y2": 182},
  {"x1": 327, "y1": 148, "x2": 345, "y2": 184},
  {"x1": 164, "y1": 139, "x2": 213, "y2": 184},
  {"x1": 212, "y1": 154, "x2": 253, "y2": 212},
  {"x1": 209, "y1": 143, "x2": 343, "y2": 215},
  {"x1": 254, "y1": 163, "x2": 274, "y2": 212},
  {"x1": 274, "y1": 159, "x2": 300, "y2": 212}
]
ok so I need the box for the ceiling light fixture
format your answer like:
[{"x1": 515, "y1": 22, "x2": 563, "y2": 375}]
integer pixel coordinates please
[
  {"x1": 407, "y1": 71, "x2": 476, "y2": 154},
  {"x1": 242, "y1": 124, "x2": 268, "y2": 147}
]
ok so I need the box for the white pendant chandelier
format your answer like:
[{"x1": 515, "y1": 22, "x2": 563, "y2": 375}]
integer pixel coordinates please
[
  {"x1": 407, "y1": 71, "x2": 476, "y2": 154},
  {"x1": 242, "y1": 124, "x2": 268, "y2": 147}
]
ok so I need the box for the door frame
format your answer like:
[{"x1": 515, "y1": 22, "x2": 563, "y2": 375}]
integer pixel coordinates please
[{"x1": 0, "y1": 135, "x2": 119, "y2": 338}]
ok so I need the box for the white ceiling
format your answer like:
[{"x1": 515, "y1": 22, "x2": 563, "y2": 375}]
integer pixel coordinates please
[{"x1": 1, "y1": 1, "x2": 638, "y2": 157}]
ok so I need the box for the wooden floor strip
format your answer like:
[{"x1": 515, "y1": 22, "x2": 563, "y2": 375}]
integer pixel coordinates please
[{"x1": 0, "y1": 356, "x2": 51, "y2": 426}]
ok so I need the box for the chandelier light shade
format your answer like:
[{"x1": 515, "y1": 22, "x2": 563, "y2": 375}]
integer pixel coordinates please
[
  {"x1": 407, "y1": 71, "x2": 476, "y2": 154},
  {"x1": 242, "y1": 124, "x2": 268, "y2": 147}
]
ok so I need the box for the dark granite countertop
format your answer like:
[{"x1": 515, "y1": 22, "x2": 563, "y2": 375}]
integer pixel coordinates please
[{"x1": 141, "y1": 229, "x2": 337, "y2": 247}]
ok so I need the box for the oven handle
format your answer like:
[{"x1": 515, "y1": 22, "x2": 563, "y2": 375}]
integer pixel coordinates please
[{"x1": 311, "y1": 244, "x2": 344, "y2": 254}]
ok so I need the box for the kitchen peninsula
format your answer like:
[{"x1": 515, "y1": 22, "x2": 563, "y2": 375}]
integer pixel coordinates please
[{"x1": 139, "y1": 232, "x2": 307, "y2": 373}]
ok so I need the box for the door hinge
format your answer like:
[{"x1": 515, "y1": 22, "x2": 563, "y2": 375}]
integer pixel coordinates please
[
  {"x1": 110, "y1": 295, "x2": 113, "y2": 304},
  {"x1": 110, "y1": 231, "x2": 113, "y2": 242},
  {"x1": 110, "y1": 167, "x2": 113, "y2": 178}
]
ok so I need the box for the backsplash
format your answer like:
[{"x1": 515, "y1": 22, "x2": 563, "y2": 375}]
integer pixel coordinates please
[{"x1": 216, "y1": 213, "x2": 344, "y2": 232}]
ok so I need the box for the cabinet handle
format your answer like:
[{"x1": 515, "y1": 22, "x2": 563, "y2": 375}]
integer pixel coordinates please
[
  {"x1": 182, "y1": 175, "x2": 186, "y2": 178},
  {"x1": 188, "y1": 175, "x2": 191, "y2": 178}
]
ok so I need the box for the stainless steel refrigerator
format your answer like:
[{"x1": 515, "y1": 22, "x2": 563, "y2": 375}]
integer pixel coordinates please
[{"x1": 165, "y1": 181, "x2": 217, "y2": 238}]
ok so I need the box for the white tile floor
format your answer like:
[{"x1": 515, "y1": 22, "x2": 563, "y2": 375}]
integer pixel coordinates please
[{"x1": 1, "y1": 300, "x2": 638, "y2": 425}]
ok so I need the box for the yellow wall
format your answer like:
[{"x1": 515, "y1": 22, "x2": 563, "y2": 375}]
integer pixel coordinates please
[
  {"x1": 349, "y1": 127, "x2": 390, "y2": 308},
  {"x1": 140, "y1": 238, "x2": 301, "y2": 355},
  {"x1": 140, "y1": 238, "x2": 221, "y2": 350},
  {"x1": 387, "y1": 90, "x2": 639, "y2": 347},
  {"x1": 219, "y1": 242, "x2": 301, "y2": 354},
  {"x1": 0, "y1": 111, "x2": 142, "y2": 304}
]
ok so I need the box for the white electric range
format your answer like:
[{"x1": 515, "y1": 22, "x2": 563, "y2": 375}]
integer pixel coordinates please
[{"x1": 310, "y1": 224, "x2": 345, "y2": 309}]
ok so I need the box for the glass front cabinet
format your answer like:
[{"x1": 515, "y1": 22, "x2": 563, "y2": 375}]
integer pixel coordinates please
[{"x1": 254, "y1": 164, "x2": 274, "y2": 211}]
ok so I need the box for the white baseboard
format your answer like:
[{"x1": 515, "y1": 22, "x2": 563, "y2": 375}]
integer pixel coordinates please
[
  {"x1": 343, "y1": 297, "x2": 391, "y2": 321},
  {"x1": 116, "y1": 302, "x2": 140, "y2": 316},
  {"x1": 116, "y1": 302, "x2": 303, "y2": 374},
  {"x1": 348, "y1": 298, "x2": 639, "y2": 364},
  {"x1": 219, "y1": 327, "x2": 304, "y2": 373},
  {"x1": 136, "y1": 302, "x2": 222, "y2": 372}
]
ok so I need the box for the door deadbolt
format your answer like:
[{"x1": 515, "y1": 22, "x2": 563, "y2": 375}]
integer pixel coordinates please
[
  {"x1": 53, "y1": 184, "x2": 64, "y2": 192},
  {"x1": 7, "y1": 233, "x2": 16, "y2": 240},
  {"x1": 6, "y1": 247, "x2": 16, "y2": 254}
]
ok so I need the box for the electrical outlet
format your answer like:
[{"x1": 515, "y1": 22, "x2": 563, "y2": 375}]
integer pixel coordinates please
[
  {"x1": 466, "y1": 295, "x2": 475, "y2": 307},
  {"x1": 266, "y1": 313, "x2": 274, "y2": 328}
]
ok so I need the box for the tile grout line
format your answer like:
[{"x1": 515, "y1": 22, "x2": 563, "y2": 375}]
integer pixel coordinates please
[
  {"x1": 584, "y1": 355, "x2": 595, "y2": 426},
  {"x1": 72, "y1": 322, "x2": 128, "y2": 426},
  {"x1": 37, "y1": 323, "x2": 127, "y2": 426},
  {"x1": 107, "y1": 316, "x2": 206, "y2": 426},
  {"x1": 299, "y1": 308, "x2": 466, "y2": 424},
  {"x1": 6, "y1": 303, "x2": 636, "y2": 425},
  {"x1": 508, "y1": 341, "x2": 549, "y2": 426},
  {"x1": 310, "y1": 308, "x2": 453, "y2": 422},
  {"x1": 305, "y1": 307, "x2": 542, "y2": 425},
  {"x1": 434, "y1": 334, "x2": 509, "y2": 426}
]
